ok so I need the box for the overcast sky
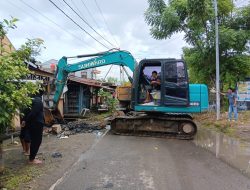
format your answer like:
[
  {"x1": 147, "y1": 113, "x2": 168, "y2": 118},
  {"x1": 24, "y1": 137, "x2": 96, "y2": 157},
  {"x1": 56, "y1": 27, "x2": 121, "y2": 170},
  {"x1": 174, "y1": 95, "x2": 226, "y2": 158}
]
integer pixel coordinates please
[{"x1": 0, "y1": 0, "x2": 246, "y2": 79}]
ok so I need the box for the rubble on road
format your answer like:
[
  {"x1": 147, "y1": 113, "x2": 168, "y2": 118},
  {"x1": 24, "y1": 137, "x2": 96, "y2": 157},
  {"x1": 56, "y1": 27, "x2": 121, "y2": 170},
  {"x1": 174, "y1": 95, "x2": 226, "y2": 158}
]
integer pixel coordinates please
[
  {"x1": 56, "y1": 120, "x2": 108, "y2": 138},
  {"x1": 51, "y1": 152, "x2": 63, "y2": 158},
  {"x1": 52, "y1": 124, "x2": 62, "y2": 134}
]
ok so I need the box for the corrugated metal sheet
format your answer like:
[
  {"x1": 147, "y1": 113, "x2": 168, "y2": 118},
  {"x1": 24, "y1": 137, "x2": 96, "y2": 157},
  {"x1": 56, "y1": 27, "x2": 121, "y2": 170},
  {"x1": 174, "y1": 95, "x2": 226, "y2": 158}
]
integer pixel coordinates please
[{"x1": 68, "y1": 76, "x2": 114, "y2": 90}]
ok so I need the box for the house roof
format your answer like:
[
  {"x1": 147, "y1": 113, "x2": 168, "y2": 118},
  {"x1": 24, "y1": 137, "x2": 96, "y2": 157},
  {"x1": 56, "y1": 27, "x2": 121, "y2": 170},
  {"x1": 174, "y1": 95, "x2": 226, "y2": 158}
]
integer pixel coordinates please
[
  {"x1": 25, "y1": 61, "x2": 54, "y2": 77},
  {"x1": 68, "y1": 76, "x2": 114, "y2": 90},
  {"x1": 42, "y1": 59, "x2": 58, "y2": 66}
]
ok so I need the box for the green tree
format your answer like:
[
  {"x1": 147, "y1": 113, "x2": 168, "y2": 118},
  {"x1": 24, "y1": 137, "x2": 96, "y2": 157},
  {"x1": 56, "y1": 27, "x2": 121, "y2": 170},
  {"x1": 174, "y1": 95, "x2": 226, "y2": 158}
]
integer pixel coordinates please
[
  {"x1": 0, "y1": 18, "x2": 40, "y2": 173},
  {"x1": 145, "y1": 0, "x2": 250, "y2": 89},
  {"x1": 106, "y1": 77, "x2": 119, "y2": 85},
  {"x1": 23, "y1": 38, "x2": 45, "y2": 57},
  {"x1": 0, "y1": 18, "x2": 39, "y2": 132},
  {"x1": 98, "y1": 89, "x2": 118, "y2": 112}
]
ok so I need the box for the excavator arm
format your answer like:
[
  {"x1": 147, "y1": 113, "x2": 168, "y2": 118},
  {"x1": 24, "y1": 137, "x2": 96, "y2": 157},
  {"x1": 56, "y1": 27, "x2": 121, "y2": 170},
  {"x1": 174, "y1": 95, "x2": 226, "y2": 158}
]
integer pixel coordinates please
[{"x1": 52, "y1": 50, "x2": 136, "y2": 109}]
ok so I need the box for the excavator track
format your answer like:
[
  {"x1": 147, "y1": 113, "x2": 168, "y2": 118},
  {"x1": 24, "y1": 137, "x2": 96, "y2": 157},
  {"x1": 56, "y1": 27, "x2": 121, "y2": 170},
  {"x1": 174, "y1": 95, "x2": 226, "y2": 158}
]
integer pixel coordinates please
[{"x1": 110, "y1": 113, "x2": 197, "y2": 140}]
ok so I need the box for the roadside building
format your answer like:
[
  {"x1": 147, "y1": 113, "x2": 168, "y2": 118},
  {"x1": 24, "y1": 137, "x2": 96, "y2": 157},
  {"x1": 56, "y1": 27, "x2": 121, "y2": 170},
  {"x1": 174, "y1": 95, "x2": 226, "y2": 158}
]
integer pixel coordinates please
[
  {"x1": 237, "y1": 77, "x2": 250, "y2": 110},
  {"x1": 64, "y1": 75, "x2": 114, "y2": 118},
  {"x1": 0, "y1": 35, "x2": 15, "y2": 55},
  {"x1": 42, "y1": 60, "x2": 115, "y2": 119}
]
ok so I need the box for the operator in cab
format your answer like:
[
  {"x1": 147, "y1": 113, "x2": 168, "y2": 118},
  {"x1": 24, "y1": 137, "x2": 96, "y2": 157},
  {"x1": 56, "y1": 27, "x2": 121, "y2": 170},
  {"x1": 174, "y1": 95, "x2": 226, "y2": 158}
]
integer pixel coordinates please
[{"x1": 144, "y1": 71, "x2": 161, "y2": 103}]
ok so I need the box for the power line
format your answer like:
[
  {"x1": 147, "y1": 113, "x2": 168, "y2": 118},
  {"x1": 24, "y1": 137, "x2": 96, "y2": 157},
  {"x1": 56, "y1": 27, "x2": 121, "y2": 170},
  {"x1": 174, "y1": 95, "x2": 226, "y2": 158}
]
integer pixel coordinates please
[
  {"x1": 6, "y1": 0, "x2": 47, "y2": 26},
  {"x1": 48, "y1": 0, "x2": 110, "y2": 49},
  {"x1": 62, "y1": 0, "x2": 115, "y2": 48},
  {"x1": 69, "y1": 0, "x2": 89, "y2": 22},
  {"x1": 79, "y1": 0, "x2": 102, "y2": 30},
  {"x1": 68, "y1": 0, "x2": 102, "y2": 38},
  {"x1": 69, "y1": 0, "x2": 96, "y2": 28},
  {"x1": 65, "y1": 0, "x2": 115, "y2": 48},
  {"x1": 17, "y1": 0, "x2": 99, "y2": 51},
  {"x1": 94, "y1": 0, "x2": 119, "y2": 47},
  {"x1": 78, "y1": 0, "x2": 115, "y2": 49}
]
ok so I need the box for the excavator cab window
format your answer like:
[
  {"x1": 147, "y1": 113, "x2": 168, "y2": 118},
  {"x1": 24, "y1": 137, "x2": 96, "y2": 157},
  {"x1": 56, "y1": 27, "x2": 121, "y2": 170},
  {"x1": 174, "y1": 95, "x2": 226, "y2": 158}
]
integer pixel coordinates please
[
  {"x1": 135, "y1": 59, "x2": 189, "y2": 107},
  {"x1": 138, "y1": 62, "x2": 162, "y2": 105},
  {"x1": 163, "y1": 61, "x2": 189, "y2": 106}
]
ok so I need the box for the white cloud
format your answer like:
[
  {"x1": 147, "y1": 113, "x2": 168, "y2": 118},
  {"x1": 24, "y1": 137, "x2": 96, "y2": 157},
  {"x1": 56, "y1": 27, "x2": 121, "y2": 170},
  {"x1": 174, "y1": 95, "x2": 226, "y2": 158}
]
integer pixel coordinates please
[{"x1": 0, "y1": 0, "x2": 188, "y2": 79}]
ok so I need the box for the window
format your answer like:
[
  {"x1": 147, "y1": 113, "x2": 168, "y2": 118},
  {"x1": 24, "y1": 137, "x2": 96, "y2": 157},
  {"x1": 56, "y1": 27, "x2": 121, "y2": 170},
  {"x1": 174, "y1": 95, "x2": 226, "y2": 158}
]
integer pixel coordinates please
[
  {"x1": 143, "y1": 66, "x2": 161, "y2": 80},
  {"x1": 177, "y1": 62, "x2": 185, "y2": 78},
  {"x1": 164, "y1": 61, "x2": 188, "y2": 99},
  {"x1": 165, "y1": 62, "x2": 186, "y2": 84},
  {"x1": 81, "y1": 71, "x2": 87, "y2": 79},
  {"x1": 138, "y1": 62, "x2": 162, "y2": 105}
]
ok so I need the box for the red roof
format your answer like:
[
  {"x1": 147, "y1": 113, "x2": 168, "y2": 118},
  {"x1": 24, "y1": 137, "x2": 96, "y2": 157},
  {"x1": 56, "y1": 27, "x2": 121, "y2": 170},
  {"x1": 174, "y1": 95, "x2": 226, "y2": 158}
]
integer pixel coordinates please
[{"x1": 68, "y1": 76, "x2": 113, "y2": 90}]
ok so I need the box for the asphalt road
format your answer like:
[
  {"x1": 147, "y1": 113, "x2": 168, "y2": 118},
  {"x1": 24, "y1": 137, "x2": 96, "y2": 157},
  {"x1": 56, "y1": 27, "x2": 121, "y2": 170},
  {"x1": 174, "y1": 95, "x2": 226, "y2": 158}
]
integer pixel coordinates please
[{"x1": 53, "y1": 134, "x2": 250, "y2": 190}]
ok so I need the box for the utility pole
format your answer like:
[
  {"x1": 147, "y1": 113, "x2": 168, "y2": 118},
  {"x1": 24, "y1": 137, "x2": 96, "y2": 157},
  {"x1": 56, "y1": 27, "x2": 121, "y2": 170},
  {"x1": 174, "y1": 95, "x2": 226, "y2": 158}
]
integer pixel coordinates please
[{"x1": 214, "y1": 0, "x2": 220, "y2": 120}]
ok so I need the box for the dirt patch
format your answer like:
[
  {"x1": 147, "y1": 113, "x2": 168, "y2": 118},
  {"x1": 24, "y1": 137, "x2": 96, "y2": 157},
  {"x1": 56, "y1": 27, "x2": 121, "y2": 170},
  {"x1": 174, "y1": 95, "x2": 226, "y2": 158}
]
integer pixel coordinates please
[
  {"x1": 194, "y1": 111, "x2": 250, "y2": 142},
  {"x1": 1, "y1": 133, "x2": 97, "y2": 190}
]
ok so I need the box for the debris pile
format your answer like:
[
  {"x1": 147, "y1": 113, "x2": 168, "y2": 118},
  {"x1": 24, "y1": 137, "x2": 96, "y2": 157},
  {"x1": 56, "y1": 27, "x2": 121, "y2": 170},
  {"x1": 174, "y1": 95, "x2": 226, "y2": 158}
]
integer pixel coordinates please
[{"x1": 54, "y1": 120, "x2": 108, "y2": 138}]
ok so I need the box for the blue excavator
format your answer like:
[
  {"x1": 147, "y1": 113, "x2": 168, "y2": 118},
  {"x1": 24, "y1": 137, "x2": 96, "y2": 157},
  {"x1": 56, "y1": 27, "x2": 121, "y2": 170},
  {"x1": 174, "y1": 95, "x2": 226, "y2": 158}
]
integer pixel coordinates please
[{"x1": 49, "y1": 49, "x2": 208, "y2": 139}]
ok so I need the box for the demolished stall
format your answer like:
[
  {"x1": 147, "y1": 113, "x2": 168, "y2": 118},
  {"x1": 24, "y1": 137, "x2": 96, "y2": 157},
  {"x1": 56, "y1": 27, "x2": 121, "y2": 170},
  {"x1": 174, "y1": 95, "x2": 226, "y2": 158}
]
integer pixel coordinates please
[{"x1": 64, "y1": 76, "x2": 114, "y2": 118}]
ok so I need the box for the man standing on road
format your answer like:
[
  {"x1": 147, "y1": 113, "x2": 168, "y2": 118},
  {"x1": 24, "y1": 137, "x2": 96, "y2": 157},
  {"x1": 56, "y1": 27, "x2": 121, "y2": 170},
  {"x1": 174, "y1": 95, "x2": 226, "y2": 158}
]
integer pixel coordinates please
[
  {"x1": 222, "y1": 88, "x2": 238, "y2": 121},
  {"x1": 26, "y1": 89, "x2": 44, "y2": 164},
  {"x1": 20, "y1": 107, "x2": 31, "y2": 156}
]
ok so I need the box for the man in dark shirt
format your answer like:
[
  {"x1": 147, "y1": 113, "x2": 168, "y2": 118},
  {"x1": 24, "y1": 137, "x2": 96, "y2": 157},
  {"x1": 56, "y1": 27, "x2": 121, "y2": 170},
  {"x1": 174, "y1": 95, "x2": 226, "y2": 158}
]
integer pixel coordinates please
[
  {"x1": 26, "y1": 89, "x2": 45, "y2": 164},
  {"x1": 144, "y1": 71, "x2": 161, "y2": 103}
]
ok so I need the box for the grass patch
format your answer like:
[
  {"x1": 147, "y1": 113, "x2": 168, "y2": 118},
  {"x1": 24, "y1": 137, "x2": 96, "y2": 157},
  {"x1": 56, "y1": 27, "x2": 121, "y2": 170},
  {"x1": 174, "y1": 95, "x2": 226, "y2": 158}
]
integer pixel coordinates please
[
  {"x1": 92, "y1": 112, "x2": 112, "y2": 121},
  {"x1": 194, "y1": 111, "x2": 250, "y2": 139},
  {"x1": 201, "y1": 120, "x2": 237, "y2": 137},
  {"x1": 0, "y1": 165, "x2": 43, "y2": 190}
]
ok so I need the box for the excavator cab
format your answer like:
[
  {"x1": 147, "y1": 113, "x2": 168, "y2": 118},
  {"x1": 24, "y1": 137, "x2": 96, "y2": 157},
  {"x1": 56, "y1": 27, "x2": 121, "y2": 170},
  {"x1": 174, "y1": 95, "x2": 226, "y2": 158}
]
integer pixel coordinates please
[
  {"x1": 131, "y1": 59, "x2": 190, "y2": 110},
  {"x1": 131, "y1": 58, "x2": 208, "y2": 114}
]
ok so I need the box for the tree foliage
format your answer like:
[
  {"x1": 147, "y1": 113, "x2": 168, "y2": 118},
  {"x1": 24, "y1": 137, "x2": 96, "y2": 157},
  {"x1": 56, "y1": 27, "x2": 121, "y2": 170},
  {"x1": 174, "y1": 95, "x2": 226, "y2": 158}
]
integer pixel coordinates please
[
  {"x1": 98, "y1": 89, "x2": 118, "y2": 112},
  {"x1": 0, "y1": 18, "x2": 41, "y2": 133},
  {"x1": 22, "y1": 38, "x2": 45, "y2": 57},
  {"x1": 106, "y1": 77, "x2": 119, "y2": 85},
  {"x1": 145, "y1": 0, "x2": 250, "y2": 89}
]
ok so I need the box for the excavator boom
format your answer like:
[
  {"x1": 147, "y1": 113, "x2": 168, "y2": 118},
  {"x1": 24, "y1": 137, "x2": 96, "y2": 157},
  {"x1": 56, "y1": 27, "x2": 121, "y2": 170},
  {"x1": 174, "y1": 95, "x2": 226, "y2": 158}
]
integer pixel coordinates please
[{"x1": 52, "y1": 50, "x2": 135, "y2": 109}]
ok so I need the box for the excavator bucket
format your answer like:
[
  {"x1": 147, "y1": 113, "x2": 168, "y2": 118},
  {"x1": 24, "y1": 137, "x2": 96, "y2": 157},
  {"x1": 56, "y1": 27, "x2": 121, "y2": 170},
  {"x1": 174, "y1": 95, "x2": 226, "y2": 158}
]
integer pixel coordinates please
[
  {"x1": 44, "y1": 107, "x2": 55, "y2": 126},
  {"x1": 44, "y1": 107, "x2": 64, "y2": 126},
  {"x1": 43, "y1": 79, "x2": 65, "y2": 126}
]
